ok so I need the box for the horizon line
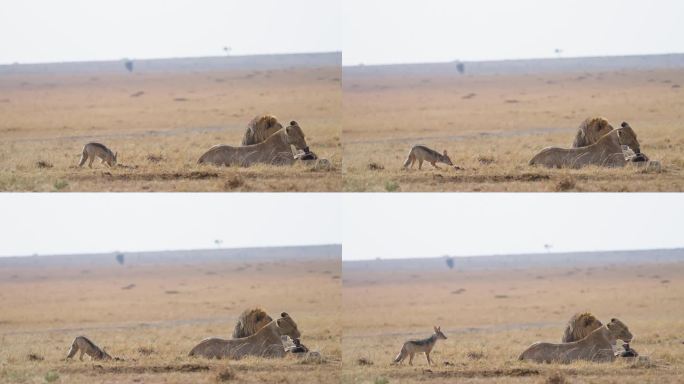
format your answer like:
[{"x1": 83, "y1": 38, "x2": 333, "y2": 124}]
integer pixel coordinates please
[
  {"x1": 0, "y1": 243, "x2": 342, "y2": 260},
  {"x1": 342, "y1": 246, "x2": 684, "y2": 262},
  {"x1": 341, "y1": 51, "x2": 684, "y2": 68},
  {"x1": 0, "y1": 50, "x2": 342, "y2": 67}
]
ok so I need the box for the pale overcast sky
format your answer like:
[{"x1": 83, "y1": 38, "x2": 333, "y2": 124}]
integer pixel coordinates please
[
  {"x1": 342, "y1": 194, "x2": 684, "y2": 260},
  {"x1": 342, "y1": 0, "x2": 684, "y2": 65},
  {"x1": 0, "y1": 194, "x2": 341, "y2": 257},
  {"x1": 0, "y1": 0, "x2": 341, "y2": 64}
]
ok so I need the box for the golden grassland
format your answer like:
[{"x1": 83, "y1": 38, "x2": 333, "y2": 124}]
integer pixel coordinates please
[
  {"x1": 342, "y1": 66, "x2": 684, "y2": 191},
  {"x1": 342, "y1": 259, "x2": 684, "y2": 383},
  {"x1": 0, "y1": 61, "x2": 341, "y2": 191},
  {"x1": 0, "y1": 254, "x2": 341, "y2": 383}
]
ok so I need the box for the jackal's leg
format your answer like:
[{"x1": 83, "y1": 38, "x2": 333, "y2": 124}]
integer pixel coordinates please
[
  {"x1": 79, "y1": 350, "x2": 84, "y2": 361},
  {"x1": 88, "y1": 156, "x2": 94, "y2": 168},
  {"x1": 426, "y1": 351, "x2": 432, "y2": 366},
  {"x1": 408, "y1": 353, "x2": 414, "y2": 365},
  {"x1": 418, "y1": 159, "x2": 423, "y2": 170}
]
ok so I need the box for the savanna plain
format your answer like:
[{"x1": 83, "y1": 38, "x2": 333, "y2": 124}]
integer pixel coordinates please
[
  {"x1": 343, "y1": 55, "x2": 684, "y2": 191},
  {"x1": 342, "y1": 250, "x2": 684, "y2": 383},
  {"x1": 0, "y1": 53, "x2": 341, "y2": 191},
  {"x1": 0, "y1": 245, "x2": 341, "y2": 383}
]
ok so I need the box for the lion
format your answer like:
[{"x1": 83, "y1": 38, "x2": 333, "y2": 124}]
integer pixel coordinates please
[
  {"x1": 519, "y1": 318, "x2": 633, "y2": 363},
  {"x1": 197, "y1": 121, "x2": 310, "y2": 167},
  {"x1": 188, "y1": 312, "x2": 301, "y2": 359},
  {"x1": 572, "y1": 117, "x2": 615, "y2": 148},
  {"x1": 241, "y1": 114, "x2": 283, "y2": 146},
  {"x1": 562, "y1": 312, "x2": 603, "y2": 343},
  {"x1": 529, "y1": 123, "x2": 641, "y2": 168},
  {"x1": 232, "y1": 307, "x2": 273, "y2": 339}
]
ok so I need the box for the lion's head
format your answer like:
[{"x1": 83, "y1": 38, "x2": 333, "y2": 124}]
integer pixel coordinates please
[
  {"x1": 241, "y1": 114, "x2": 284, "y2": 146},
  {"x1": 285, "y1": 121, "x2": 310, "y2": 154},
  {"x1": 276, "y1": 312, "x2": 301, "y2": 340},
  {"x1": 606, "y1": 318, "x2": 633, "y2": 343},
  {"x1": 616, "y1": 122, "x2": 641, "y2": 155},
  {"x1": 572, "y1": 117, "x2": 615, "y2": 148},
  {"x1": 562, "y1": 312, "x2": 603, "y2": 343},
  {"x1": 232, "y1": 307, "x2": 273, "y2": 338}
]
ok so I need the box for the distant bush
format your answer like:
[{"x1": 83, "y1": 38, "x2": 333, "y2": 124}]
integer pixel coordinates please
[{"x1": 44, "y1": 372, "x2": 59, "y2": 383}]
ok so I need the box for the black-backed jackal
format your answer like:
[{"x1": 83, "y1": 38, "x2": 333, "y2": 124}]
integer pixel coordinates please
[
  {"x1": 78, "y1": 142, "x2": 117, "y2": 168},
  {"x1": 403, "y1": 145, "x2": 453, "y2": 169},
  {"x1": 66, "y1": 336, "x2": 112, "y2": 361},
  {"x1": 394, "y1": 326, "x2": 447, "y2": 366}
]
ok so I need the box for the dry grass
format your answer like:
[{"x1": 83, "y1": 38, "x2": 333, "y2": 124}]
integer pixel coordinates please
[
  {"x1": 342, "y1": 258, "x2": 684, "y2": 383},
  {"x1": 0, "y1": 253, "x2": 341, "y2": 383},
  {"x1": 343, "y1": 65, "x2": 684, "y2": 191},
  {"x1": 0, "y1": 56, "x2": 341, "y2": 191}
]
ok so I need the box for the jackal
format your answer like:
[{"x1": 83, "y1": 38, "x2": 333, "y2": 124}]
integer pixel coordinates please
[
  {"x1": 78, "y1": 143, "x2": 117, "y2": 168},
  {"x1": 66, "y1": 336, "x2": 112, "y2": 361},
  {"x1": 402, "y1": 145, "x2": 453, "y2": 169},
  {"x1": 394, "y1": 326, "x2": 447, "y2": 366}
]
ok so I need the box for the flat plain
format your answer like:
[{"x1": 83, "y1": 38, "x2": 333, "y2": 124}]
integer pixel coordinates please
[
  {"x1": 0, "y1": 245, "x2": 341, "y2": 383},
  {"x1": 343, "y1": 54, "x2": 684, "y2": 191},
  {"x1": 0, "y1": 53, "x2": 341, "y2": 191},
  {"x1": 342, "y1": 249, "x2": 684, "y2": 383}
]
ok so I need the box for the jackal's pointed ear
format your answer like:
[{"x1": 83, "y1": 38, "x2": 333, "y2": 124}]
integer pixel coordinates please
[
  {"x1": 434, "y1": 326, "x2": 438, "y2": 332},
  {"x1": 281, "y1": 312, "x2": 289, "y2": 318}
]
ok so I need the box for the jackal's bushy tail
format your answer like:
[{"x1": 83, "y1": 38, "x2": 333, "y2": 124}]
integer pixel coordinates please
[
  {"x1": 394, "y1": 346, "x2": 407, "y2": 363},
  {"x1": 402, "y1": 153, "x2": 414, "y2": 168},
  {"x1": 78, "y1": 147, "x2": 88, "y2": 167},
  {"x1": 66, "y1": 340, "x2": 78, "y2": 359}
]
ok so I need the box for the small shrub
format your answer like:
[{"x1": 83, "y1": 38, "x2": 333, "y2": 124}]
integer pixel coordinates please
[
  {"x1": 53, "y1": 180, "x2": 68, "y2": 190},
  {"x1": 137, "y1": 346, "x2": 155, "y2": 356},
  {"x1": 367, "y1": 162, "x2": 384, "y2": 171},
  {"x1": 215, "y1": 367, "x2": 236, "y2": 382},
  {"x1": 555, "y1": 177, "x2": 576, "y2": 192},
  {"x1": 36, "y1": 161, "x2": 53, "y2": 169},
  {"x1": 385, "y1": 180, "x2": 399, "y2": 192},
  {"x1": 357, "y1": 357, "x2": 373, "y2": 365},
  {"x1": 224, "y1": 175, "x2": 244, "y2": 190},
  {"x1": 374, "y1": 377, "x2": 389, "y2": 384},
  {"x1": 44, "y1": 372, "x2": 59, "y2": 383},
  {"x1": 466, "y1": 350, "x2": 485, "y2": 360},
  {"x1": 477, "y1": 155, "x2": 495, "y2": 165},
  {"x1": 27, "y1": 353, "x2": 44, "y2": 361},
  {"x1": 146, "y1": 154, "x2": 164, "y2": 163},
  {"x1": 543, "y1": 370, "x2": 567, "y2": 384}
]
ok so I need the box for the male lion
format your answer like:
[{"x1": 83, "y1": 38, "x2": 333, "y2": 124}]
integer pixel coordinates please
[
  {"x1": 572, "y1": 117, "x2": 615, "y2": 148},
  {"x1": 232, "y1": 307, "x2": 273, "y2": 338},
  {"x1": 519, "y1": 318, "x2": 633, "y2": 363},
  {"x1": 562, "y1": 312, "x2": 603, "y2": 343},
  {"x1": 241, "y1": 114, "x2": 283, "y2": 146},
  {"x1": 197, "y1": 121, "x2": 310, "y2": 167},
  {"x1": 529, "y1": 123, "x2": 641, "y2": 168},
  {"x1": 188, "y1": 312, "x2": 301, "y2": 359}
]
